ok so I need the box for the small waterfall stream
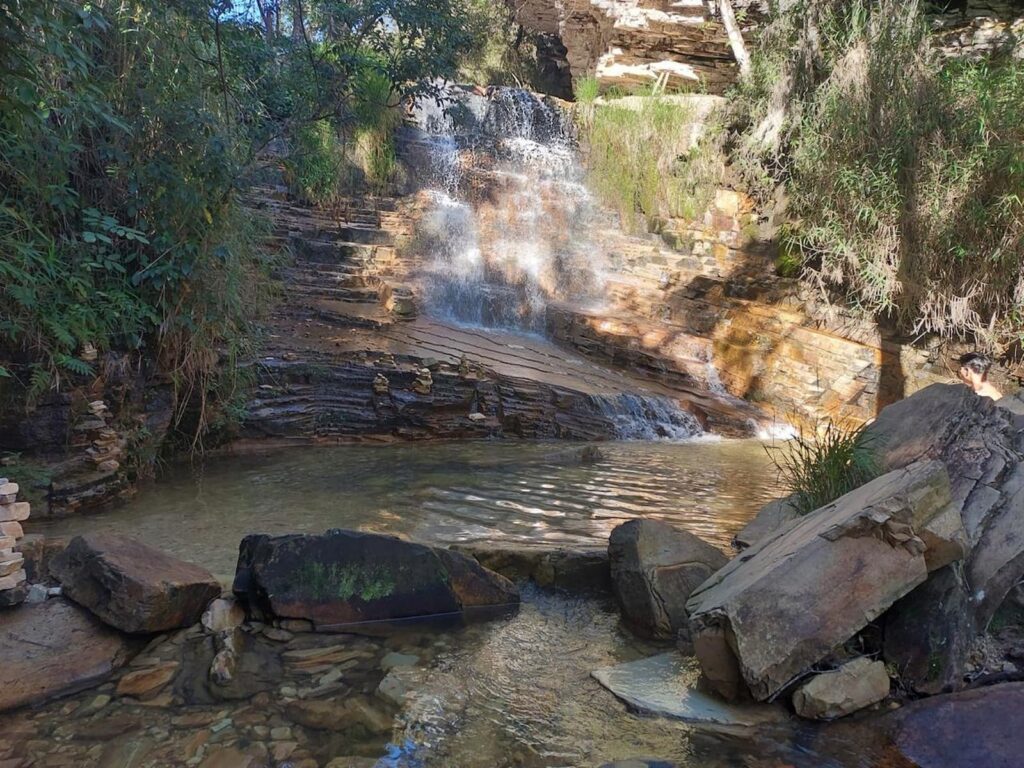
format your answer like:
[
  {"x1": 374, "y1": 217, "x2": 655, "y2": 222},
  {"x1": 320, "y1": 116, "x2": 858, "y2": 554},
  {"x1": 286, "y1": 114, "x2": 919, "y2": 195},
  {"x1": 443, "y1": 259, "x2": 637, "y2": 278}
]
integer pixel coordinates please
[
  {"x1": 403, "y1": 85, "x2": 709, "y2": 440},
  {"x1": 406, "y1": 86, "x2": 608, "y2": 333}
]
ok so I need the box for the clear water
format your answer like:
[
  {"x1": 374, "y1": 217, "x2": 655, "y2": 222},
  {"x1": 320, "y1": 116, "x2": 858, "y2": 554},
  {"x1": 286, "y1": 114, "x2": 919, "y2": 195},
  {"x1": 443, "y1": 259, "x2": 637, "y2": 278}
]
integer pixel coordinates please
[
  {"x1": 34, "y1": 439, "x2": 783, "y2": 582},
  {"x1": 22, "y1": 440, "x2": 887, "y2": 767}
]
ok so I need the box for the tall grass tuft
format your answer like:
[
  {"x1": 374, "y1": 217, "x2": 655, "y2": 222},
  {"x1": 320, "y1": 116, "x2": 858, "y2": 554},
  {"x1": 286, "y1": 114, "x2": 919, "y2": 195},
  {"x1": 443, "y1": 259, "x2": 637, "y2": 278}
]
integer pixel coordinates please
[
  {"x1": 767, "y1": 421, "x2": 881, "y2": 516},
  {"x1": 580, "y1": 97, "x2": 724, "y2": 232},
  {"x1": 731, "y1": 0, "x2": 1024, "y2": 353}
]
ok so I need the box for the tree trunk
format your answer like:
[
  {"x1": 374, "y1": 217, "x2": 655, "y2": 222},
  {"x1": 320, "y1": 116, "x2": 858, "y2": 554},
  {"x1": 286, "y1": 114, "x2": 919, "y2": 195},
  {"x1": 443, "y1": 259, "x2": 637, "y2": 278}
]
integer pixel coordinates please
[{"x1": 718, "y1": 0, "x2": 751, "y2": 79}]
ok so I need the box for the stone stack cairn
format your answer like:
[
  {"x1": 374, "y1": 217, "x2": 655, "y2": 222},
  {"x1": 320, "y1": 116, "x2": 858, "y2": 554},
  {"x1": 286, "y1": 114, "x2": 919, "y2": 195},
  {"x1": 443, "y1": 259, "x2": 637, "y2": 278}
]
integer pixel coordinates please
[
  {"x1": 84, "y1": 400, "x2": 124, "y2": 473},
  {"x1": 0, "y1": 478, "x2": 29, "y2": 607}
]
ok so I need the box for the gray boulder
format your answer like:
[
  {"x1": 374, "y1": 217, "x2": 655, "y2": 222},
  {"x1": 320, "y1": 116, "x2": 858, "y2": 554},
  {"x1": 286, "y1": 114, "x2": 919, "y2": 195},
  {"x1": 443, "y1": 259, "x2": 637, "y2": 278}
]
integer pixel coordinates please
[
  {"x1": 733, "y1": 494, "x2": 801, "y2": 550},
  {"x1": 791, "y1": 657, "x2": 890, "y2": 720},
  {"x1": 609, "y1": 519, "x2": 727, "y2": 640},
  {"x1": 686, "y1": 459, "x2": 962, "y2": 701},
  {"x1": 866, "y1": 384, "x2": 1024, "y2": 692}
]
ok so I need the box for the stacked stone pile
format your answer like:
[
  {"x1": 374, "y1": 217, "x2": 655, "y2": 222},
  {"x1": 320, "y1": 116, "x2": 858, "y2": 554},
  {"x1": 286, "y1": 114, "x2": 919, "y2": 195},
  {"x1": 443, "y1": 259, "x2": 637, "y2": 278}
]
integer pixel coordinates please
[
  {"x1": 0, "y1": 479, "x2": 29, "y2": 605},
  {"x1": 83, "y1": 400, "x2": 124, "y2": 473}
]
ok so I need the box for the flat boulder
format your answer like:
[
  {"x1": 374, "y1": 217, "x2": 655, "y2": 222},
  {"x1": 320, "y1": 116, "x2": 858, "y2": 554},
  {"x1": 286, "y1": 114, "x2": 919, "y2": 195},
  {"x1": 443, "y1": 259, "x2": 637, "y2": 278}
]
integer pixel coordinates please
[
  {"x1": 450, "y1": 541, "x2": 610, "y2": 592},
  {"x1": 51, "y1": 533, "x2": 221, "y2": 633},
  {"x1": 609, "y1": 519, "x2": 727, "y2": 640},
  {"x1": 791, "y1": 657, "x2": 890, "y2": 720},
  {"x1": 686, "y1": 459, "x2": 961, "y2": 701},
  {"x1": 232, "y1": 530, "x2": 519, "y2": 630},
  {"x1": 0, "y1": 598, "x2": 138, "y2": 712}
]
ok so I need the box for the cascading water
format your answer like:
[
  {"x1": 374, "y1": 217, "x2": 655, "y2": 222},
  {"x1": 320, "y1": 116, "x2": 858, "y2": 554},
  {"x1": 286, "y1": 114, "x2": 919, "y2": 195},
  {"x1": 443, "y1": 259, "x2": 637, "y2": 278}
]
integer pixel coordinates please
[
  {"x1": 406, "y1": 85, "x2": 607, "y2": 333},
  {"x1": 403, "y1": 84, "x2": 708, "y2": 440}
]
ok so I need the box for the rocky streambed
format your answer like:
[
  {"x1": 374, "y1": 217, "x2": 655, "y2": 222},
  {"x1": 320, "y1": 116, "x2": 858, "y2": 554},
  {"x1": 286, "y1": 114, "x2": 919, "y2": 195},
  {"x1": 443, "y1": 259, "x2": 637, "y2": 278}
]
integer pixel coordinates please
[{"x1": 5, "y1": 384, "x2": 1024, "y2": 768}]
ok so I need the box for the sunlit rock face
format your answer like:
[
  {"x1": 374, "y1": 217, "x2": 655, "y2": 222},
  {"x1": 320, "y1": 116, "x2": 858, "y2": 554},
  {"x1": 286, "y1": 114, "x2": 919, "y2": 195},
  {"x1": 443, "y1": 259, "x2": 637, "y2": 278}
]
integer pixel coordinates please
[
  {"x1": 402, "y1": 85, "x2": 608, "y2": 334},
  {"x1": 507, "y1": 0, "x2": 769, "y2": 95}
]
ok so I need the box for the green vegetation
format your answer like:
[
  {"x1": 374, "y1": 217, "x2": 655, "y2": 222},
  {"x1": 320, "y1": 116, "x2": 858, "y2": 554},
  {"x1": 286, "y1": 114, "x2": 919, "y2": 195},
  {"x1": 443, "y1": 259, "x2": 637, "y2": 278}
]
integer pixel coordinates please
[
  {"x1": 731, "y1": 0, "x2": 1024, "y2": 352},
  {"x1": 0, "y1": 0, "x2": 497, "y2": 450},
  {"x1": 302, "y1": 561, "x2": 396, "y2": 602},
  {"x1": 577, "y1": 92, "x2": 725, "y2": 233},
  {"x1": 767, "y1": 421, "x2": 880, "y2": 515}
]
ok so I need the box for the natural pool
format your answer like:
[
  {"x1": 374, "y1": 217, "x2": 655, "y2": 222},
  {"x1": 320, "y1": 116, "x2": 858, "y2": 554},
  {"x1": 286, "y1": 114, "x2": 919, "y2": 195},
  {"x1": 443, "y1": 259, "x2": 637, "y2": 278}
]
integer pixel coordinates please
[
  {"x1": 35, "y1": 439, "x2": 785, "y2": 581},
  {"x1": 12, "y1": 439, "x2": 883, "y2": 768}
]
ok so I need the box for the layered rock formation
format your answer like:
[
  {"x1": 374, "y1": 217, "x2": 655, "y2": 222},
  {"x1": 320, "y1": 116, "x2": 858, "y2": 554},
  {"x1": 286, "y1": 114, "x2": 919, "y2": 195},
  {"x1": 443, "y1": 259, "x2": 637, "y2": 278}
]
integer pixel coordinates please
[
  {"x1": 509, "y1": 0, "x2": 768, "y2": 94},
  {"x1": 682, "y1": 384, "x2": 1024, "y2": 711}
]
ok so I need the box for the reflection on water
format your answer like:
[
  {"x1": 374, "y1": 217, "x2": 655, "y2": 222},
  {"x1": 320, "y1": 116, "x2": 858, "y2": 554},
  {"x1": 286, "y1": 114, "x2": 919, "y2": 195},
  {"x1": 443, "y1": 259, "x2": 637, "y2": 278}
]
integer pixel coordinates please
[{"x1": 34, "y1": 440, "x2": 783, "y2": 582}]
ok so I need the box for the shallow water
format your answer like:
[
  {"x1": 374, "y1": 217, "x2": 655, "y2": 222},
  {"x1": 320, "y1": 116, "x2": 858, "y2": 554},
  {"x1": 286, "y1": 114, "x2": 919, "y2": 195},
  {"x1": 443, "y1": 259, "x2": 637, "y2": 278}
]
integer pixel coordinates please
[
  {"x1": 35, "y1": 439, "x2": 784, "y2": 582},
  {"x1": 11, "y1": 440, "x2": 890, "y2": 768}
]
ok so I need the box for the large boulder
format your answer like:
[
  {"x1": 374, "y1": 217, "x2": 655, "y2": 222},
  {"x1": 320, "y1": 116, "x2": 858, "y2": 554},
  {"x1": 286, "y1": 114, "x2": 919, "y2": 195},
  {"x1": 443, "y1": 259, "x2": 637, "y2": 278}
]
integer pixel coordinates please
[
  {"x1": 880, "y1": 681, "x2": 1024, "y2": 768},
  {"x1": 609, "y1": 519, "x2": 728, "y2": 640},
  {"x1": 865, "y1": 384, "x2": 1024, "y2": 692},
  {"x1": 686, "y1": 459, "x2": 962, "y2": 701},
  {"x1": 791, "y1": 657, "x2": 890, "y2": 720},
  {"x1": 0, "y1": 598, "x2": 138, "y2": 712},
  {"x1": 232, "y1": 529, "x2": 519, "y2": 630},
  {"x1": 51, "y1": 533, "x2": 221, "y2": 634}
]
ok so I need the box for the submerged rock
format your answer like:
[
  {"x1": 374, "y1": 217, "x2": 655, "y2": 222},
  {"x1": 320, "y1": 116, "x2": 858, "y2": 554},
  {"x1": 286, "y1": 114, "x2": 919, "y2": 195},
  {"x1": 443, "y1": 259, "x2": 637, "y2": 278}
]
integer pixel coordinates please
[
  {"x1": 0, "y1": 598, "x2": 137, "y2": 712},
  {"x1": 51, "y1": 533, "x2": 220, "y2": 634},
  {"x1": 450, "y1": 541, "x2": 610, "y2": 592},
  {"x1": 233, "y1": 529, "x2": 519, "y2": 630},
  {"x1": 791, "y1": 657, "x2": 890, "y2": 720},
  {"x1": 609, "y1": 519, "x2": 727, "y2": 640},
  {"x1": 687, "y1": 459, "x2": 960, "y2": 701},
  {"x1": 591, "y1": 653, "x2": 787, "y2": 728}
]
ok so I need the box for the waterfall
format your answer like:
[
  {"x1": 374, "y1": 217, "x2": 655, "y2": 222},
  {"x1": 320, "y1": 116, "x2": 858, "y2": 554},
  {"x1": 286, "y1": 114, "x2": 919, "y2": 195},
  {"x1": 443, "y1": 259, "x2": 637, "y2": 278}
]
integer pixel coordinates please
[
  {"x1": 405, "y1": 85, "x2": 607, "y2": 334},
  {"x1": 402, "y1": 84, "x2": 713, "y2": 441}
]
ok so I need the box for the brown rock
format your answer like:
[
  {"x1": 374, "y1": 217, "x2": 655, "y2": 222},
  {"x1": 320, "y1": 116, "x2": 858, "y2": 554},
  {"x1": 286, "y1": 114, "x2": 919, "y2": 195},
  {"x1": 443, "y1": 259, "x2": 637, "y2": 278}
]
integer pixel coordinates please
[
  {"x1": 51, "y1": 533, "x2": 220, "y2": 633},
  {"x1": 792, "y1": 657, "x2": 890, "y2": 720},
  {"x1": 285, "y1": 697, "x2": 392, "y2": 734},
  {"x1": 0, "y1": 503, "x2": 29, "y2": 523},
  {"x1": 116, "y1": 662, "x2": 179, "y2": 699},
  {"x1": 609, "y1": 519, "x2": 728, "y2": 640},
  {"x1": 435, "y1": 548, "x2": 519, "y2": 609},
  {"x1": 881, "y1": 681, "x2": 1024, "y2": 768},
  {"x1": 687, "y1": 459, "x2": 958, "y2": 701},
  {"x1": 0, "y1": 599, "x2": 137, "y2": 712},
  {"x1": 198, "y1": 746, "x2": 261, "y2": 768}
]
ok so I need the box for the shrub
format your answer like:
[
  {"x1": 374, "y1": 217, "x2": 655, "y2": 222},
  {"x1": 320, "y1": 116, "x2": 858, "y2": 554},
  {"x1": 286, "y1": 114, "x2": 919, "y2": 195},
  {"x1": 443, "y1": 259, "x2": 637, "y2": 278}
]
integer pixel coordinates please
[
  {"x1": 731, "y1": 0, "x2": 1024, "y2": 352},
  {"x1": 580, "y1": 97, "x2": 725, "y2": 232},
  {"x1": 767, "y1": 421, "x2": 881, "y2": 516},
  {"x1": 285, "y1": 120, "x2": 346, "y2": 205}
]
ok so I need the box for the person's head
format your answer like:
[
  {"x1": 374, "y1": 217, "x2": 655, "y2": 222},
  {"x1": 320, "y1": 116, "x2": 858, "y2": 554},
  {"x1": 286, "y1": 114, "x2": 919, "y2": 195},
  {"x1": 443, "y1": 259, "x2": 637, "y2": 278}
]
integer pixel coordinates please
[{"x1": 958, "y1": 352, "x2": 994, "y2": 391}]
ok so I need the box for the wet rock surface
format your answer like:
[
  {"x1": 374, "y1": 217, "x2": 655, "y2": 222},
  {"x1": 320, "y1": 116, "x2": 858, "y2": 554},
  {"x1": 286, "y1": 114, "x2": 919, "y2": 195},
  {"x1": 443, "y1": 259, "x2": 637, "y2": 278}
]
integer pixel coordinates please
[
  {"x1": 233, "y1": 529, "x2": 519, "y2": 630},
  {"x1": 878, "y1": 681, "x2": 1024, "y2": 768},
  {"x1": 51, "y1": 533, "x2": 221, "y2": 633},
  {"x1": 0, "y1": 598, "x2": 139, "y2": 713},
  {"x1": 609, "y1": 519, "x2": 728, "y2": 640}
]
